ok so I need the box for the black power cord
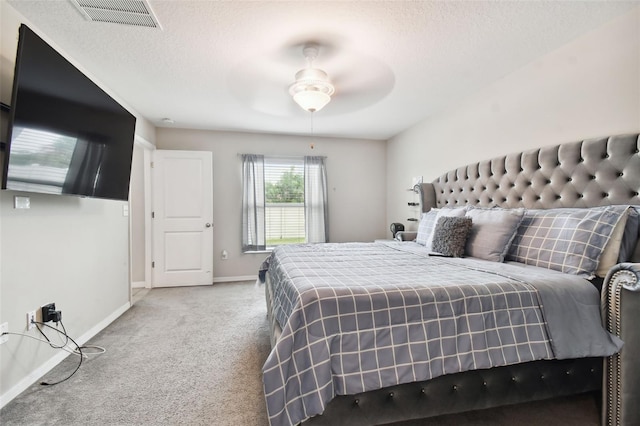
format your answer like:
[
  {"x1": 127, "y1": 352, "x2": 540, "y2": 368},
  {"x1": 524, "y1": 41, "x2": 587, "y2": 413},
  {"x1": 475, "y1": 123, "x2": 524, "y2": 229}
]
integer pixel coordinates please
[
  {"x1": 33, "y1": 320, "x2": 83, "y2": 386},
  {"x1": 34, "y1": 319, "x2": 69, "y2": 349}
]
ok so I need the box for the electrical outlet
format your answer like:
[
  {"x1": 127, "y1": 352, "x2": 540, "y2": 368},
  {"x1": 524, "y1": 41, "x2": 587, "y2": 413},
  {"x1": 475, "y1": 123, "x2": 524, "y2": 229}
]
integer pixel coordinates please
[
  {"x1": 26, "y1": 311, "x2": 36, "y2": 330},
  {"x1": 0, "y1": 322, "x2": 8, "y2": 344}
]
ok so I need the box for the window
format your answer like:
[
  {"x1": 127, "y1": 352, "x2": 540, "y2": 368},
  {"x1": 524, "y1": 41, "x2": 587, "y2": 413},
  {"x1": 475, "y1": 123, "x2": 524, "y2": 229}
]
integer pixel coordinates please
[
  {"x1": 264, "y1": 157, "x2": 305, "y2": 246},
  {"x1": 242, "y1": 155, "x2": 327, "y2": 252}
]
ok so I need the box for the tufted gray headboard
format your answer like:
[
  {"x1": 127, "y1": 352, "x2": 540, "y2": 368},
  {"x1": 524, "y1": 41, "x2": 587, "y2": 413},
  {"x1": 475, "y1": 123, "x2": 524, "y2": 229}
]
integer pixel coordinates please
[{"x1": 417, "y1": 133, "x2": 640, "y2": 259}]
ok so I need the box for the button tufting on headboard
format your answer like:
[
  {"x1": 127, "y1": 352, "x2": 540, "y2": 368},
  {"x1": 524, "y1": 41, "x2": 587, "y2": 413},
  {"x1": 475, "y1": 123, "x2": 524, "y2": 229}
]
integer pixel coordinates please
[{"x1": 422, "y1": 133, "x2": 640, "y2": 211}]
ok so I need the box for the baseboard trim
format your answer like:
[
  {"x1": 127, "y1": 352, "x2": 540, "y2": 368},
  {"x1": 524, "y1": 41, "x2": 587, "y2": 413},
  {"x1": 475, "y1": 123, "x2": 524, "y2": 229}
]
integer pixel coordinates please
[
  {"x1": 212, "y1": 275, "x2": 257, "y2": 283},
  {"x1": 131, "y1": 281, "x2": 146, "y2": 288},
  {"x1": 0, "y1": 301, "x2": 131, "y2": 409}
]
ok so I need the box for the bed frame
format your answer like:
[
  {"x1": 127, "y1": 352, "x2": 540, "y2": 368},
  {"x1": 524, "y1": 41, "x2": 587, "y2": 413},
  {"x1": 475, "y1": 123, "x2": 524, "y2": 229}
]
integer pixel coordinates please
[{"x1": 266, "y1": 133, "x2": 640, "y2": 425}]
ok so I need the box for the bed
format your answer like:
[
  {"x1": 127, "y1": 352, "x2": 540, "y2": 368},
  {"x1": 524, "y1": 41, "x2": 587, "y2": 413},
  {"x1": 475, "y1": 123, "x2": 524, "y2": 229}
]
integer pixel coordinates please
[{"x1": 262, "y1": 133, "x2": 640, "y2": 426}]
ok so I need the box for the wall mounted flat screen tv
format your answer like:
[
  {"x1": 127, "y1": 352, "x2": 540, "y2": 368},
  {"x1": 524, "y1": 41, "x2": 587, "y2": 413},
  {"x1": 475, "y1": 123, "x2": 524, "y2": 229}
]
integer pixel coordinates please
[{"x1": 2, "y1": 24, "x2": 136, "y2": 201}]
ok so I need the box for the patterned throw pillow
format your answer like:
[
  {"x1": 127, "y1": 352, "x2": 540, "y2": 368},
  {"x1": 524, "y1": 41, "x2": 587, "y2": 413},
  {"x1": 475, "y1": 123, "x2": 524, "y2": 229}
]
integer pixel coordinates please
[
  {"x1": 431, "y1": 216, "x2": 473, "y2": 257},
  {"x1": 507, "y1": 206, "x2": 627, "y2": 278},
  {"x1": 416, "y1": 210, "x2": 439, "y2": 246}
]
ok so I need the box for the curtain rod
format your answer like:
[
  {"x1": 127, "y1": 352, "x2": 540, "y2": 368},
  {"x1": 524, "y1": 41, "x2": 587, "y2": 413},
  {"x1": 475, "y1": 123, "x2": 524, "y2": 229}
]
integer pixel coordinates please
[{"x1": 236, "y1": 154, "x2": 326, "y2": 159}]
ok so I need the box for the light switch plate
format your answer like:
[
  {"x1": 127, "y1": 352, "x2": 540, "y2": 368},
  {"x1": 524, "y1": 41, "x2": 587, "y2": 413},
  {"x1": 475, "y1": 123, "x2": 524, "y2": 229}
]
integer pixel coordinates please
[{"x1": 14, "y1": 196, "x2": 30, "y2": 209}]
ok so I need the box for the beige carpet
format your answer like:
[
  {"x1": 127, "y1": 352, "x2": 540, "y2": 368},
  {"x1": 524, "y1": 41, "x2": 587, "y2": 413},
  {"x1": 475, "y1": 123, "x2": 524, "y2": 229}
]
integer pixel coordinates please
[{"x1": 0, "y1": 281, "x2": 599, "y2": 425}]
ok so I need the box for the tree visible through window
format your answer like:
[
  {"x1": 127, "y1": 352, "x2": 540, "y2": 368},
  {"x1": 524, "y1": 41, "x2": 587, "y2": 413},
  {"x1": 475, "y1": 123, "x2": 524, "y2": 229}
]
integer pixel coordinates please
[{"x1": 266, "y1": 168, "x2": 303, "y2": 203}]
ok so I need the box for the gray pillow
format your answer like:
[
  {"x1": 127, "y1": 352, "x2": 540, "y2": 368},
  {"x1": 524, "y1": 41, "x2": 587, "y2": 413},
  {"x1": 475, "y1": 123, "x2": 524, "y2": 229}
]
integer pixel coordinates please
[
  {"x1": 595, "y1": 207, "x2": 630, "y2": 278},
  {"x1": 424, "y1": 207, "x2": 467, "y2": 251},
  {"x1": 507, "y1": 206, "x2": 627, "y2": 278},
  {"x1": 431, "y1": 216, "x2": 473, "y2": 258},
  {"x1": 464, "y1": 207, "x2": 524, "y2": 262},
  {"x1": 416, "y1": 207, "x2": 467, "y2": 250},
  {"x1": 619, "y1": 206, "x2": 639, "y2": 262}
]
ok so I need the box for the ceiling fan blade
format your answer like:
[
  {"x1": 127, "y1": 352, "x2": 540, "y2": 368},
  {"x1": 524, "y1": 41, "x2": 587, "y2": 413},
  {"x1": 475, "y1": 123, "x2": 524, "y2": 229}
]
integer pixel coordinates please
[{"x1": 227, "y1": 39, "x2": 395, "y2": 117}]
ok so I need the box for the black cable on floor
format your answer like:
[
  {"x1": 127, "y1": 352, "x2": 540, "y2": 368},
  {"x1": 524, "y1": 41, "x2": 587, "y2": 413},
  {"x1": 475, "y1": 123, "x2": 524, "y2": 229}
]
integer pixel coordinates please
[{"x1": 34, "y1": 320, "x2": 83, "y2": 386}]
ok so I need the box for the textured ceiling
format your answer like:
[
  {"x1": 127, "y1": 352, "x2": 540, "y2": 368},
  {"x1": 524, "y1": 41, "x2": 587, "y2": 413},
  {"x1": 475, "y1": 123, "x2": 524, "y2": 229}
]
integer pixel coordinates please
[{"x1": 5, "y1": 1, "x2": 639, "y2": 140}]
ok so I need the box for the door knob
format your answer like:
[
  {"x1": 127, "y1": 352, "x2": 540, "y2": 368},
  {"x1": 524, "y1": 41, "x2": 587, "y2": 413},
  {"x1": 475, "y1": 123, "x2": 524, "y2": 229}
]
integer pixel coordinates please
[{"x1": 205, "y1": 223, "x2": 212, "y2": 228}]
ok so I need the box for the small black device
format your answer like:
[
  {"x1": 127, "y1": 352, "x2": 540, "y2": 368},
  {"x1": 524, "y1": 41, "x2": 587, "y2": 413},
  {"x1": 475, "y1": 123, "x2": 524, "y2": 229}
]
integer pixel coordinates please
[{"x1": 390, "y1": 222, "x2": 405, "y2": 238}]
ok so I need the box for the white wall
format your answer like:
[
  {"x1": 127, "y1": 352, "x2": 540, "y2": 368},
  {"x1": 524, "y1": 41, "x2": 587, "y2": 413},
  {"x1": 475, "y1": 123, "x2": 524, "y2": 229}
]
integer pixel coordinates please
[
  {"x1": 387, "y1": 7, "x2": 640, "y2": 230},
  {"x1": 156, "y1": 128, "x2": 388, "y2": 279},
  {"x1": 0, "y1": 2, "x2": 156, "y2": 406}
]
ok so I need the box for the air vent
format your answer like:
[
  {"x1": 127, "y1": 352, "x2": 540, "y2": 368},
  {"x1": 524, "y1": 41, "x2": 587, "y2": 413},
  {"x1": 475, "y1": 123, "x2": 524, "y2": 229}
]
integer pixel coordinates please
[{"x1": 69, "y1": 0, "x2": 161, "y2": 29}]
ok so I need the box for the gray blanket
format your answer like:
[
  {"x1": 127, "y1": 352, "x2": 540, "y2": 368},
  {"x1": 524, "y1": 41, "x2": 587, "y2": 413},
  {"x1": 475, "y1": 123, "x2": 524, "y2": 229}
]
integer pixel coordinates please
[{"x1": 262, "y1": 242, "x2": 622, "y2": 426}]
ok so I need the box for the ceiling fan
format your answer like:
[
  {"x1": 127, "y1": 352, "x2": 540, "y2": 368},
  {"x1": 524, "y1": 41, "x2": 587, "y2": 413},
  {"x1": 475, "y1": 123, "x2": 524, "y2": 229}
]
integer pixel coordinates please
[
  {"x1": 227, "y1": 40, "x2": 395, "y2": 117},
  {"x1": 288, "y1": 44, "x2": 335, "y2": 113}
]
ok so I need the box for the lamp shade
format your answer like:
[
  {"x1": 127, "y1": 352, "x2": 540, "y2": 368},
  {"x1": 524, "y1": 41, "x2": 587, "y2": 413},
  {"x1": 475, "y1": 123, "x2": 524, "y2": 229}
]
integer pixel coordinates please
[{"x1": 292, "y1": 90, "x2": 331, "y2": 112}]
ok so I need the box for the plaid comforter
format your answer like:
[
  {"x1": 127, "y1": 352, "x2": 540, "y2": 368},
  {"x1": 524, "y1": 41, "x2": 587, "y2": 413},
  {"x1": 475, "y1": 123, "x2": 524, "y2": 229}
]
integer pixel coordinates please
[{"x1": 262, "y1": 242, "x2": 621, "y2": 426}]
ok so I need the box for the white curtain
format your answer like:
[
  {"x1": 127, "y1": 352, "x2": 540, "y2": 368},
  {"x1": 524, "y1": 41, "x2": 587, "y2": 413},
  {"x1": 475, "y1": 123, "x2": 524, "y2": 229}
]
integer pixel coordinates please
[
  {"x1": 304, "y1": 156, "x2": 328, "y2": 243},
  {"x1": 241, "y1": 154, "x2": 266, "y2": 251}
]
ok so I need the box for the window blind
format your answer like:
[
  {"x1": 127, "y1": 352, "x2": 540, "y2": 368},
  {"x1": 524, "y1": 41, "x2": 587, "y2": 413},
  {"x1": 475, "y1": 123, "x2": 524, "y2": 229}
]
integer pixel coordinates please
[{"x1": 264, "y1": 157, "x2": 305, "y2": 247}]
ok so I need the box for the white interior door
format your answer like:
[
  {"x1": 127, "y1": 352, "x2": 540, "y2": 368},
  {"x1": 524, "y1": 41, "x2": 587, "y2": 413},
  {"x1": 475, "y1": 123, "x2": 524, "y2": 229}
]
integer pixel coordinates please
[{"x1": 152, "y1": 150, "x2": 213, "y2": 287}]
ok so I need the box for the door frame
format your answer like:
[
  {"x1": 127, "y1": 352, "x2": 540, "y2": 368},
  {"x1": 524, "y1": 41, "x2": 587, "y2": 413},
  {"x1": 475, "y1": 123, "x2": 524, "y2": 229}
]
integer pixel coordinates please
[
  {"x1": 129, "y1": 135, "x2": 155, "y2": 301},
  {"x1": 141, "y1": 139, "x2": 154, "y2": 289}
]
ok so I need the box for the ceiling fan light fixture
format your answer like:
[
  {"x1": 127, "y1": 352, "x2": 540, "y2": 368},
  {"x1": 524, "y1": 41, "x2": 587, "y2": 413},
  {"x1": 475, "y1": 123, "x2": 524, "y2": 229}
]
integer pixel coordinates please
[
  {"x1": 289, "y1": 45, "x2": 335, "y2": 113},
  {"x1": 292, "y1": 90, "x2": 331, "y2": 113}
]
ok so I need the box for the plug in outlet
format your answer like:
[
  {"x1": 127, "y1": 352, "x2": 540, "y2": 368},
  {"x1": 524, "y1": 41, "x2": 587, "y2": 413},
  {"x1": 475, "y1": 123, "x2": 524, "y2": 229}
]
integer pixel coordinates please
[
  {"x1": 0, "y1": 322, "x2": 8, "y2": 344},
  {"x1": 41, "y1": 303, "x2": 55, "y2": 322},
  {"x1": 26, "y1": 310, "x2": 36, "y2": 330}
]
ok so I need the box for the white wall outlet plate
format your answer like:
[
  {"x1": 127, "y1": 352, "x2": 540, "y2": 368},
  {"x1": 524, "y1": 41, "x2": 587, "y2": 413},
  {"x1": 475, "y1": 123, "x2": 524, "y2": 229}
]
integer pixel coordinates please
[
  {"x1": 26, "y1": 311, "x2": 36, "y2": 330},
  {"x1": 0, "y1": 322, "x2": 8, "y2": 344}
]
